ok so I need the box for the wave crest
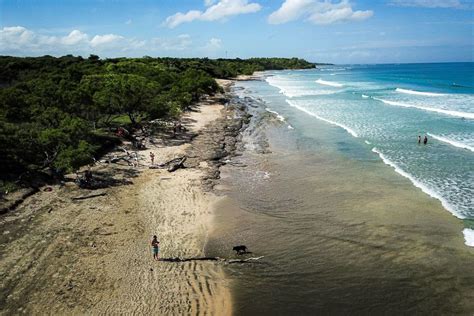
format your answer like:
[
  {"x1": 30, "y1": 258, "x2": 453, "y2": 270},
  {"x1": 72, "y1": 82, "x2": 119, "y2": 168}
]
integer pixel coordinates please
[
  {"x1": 373, "y1": 97, "x2": 474, "y2": 120},
  {"x1": 286, "y1": 100, "x2": 358, "y2": 137},
  {"x1": 396, "y1": 88, "x2": 445, "y2": 97},
  {"x1": 427, "y1": 133, "x2": 474, "y2": 152},
  {"x1": 371, "y1": 147, "x2": 462, "y2": 219},
  {"x1": 316, "y1": 79, "x2": 344, "y2": 88}
]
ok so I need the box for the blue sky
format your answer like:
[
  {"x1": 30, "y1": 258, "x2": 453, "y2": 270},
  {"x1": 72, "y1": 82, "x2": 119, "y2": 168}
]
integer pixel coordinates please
[{"x1": 0, "y1": 0, "x2": 472, "y2": 63}]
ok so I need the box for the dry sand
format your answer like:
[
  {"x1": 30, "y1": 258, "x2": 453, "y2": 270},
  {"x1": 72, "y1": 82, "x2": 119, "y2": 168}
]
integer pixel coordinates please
[{"x1": 0, "y1": 93, "x2": 233, "y2": 314}]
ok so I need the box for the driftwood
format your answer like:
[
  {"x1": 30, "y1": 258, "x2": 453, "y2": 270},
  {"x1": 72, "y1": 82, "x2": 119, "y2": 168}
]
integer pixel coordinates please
[
  {"x1": 72, "y1": 192, "x2": 107, "y2": 201},
  {"x1": 159, "y1": 256, "x2": 264, "y2": 264},
  {"x1": 149, "y1": 156, "x2": 187, "y2": 172},
  {"x1": 168, "y1": 157, "x2": 186, "y2": 172}
]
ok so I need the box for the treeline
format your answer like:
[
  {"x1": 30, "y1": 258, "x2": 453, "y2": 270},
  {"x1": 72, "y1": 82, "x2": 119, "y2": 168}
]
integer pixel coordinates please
[{"x1": 0, "y1": 55, "x2": 314, "y2": 188}]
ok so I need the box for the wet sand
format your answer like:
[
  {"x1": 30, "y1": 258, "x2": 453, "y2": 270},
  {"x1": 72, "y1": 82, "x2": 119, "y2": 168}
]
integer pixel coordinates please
[
  {"x1": 0, "y1": 90, "x2": 236, "y2": 314},
  {"x1": 207, "y1": 85, "x2": 474, "y2": 315}
]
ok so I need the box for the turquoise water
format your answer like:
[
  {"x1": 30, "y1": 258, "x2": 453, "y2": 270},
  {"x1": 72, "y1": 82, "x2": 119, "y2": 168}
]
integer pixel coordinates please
[{"x1": 263, "y1": 63, "x2": 473, "y2": 223}]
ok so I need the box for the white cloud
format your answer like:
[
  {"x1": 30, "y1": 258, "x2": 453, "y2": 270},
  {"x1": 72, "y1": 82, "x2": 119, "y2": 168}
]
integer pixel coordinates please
[
  {"x1": 61, "y1": 30, "x2": 89, "y2": 45},
  {"x1": 90, "y1": 34, "x2": 124, "y2": 47},
  {"x1": 268, "y1": 0, "x2": 314, "y2": 24},
  {"x1": 0, "y1": 26, "x2": 90, "y2": 50},
  {"x1": 388, "y1": 0, "x2": 462, "y2": 8},
  {"x1": 164, "y1": 0, "x2": 262, "y2": 28},
  {"x1": 204, "y1": 37, "x2": 222, "y2": 50},
  {"x1": 165, "y1": 11, "x2": 203, "y2": 28},
  {"x1": 150, "y1": 34, "x2": 193, "y2": 51},
  {"x1": 0, "y1": 26, "x2": 226, "y2": 57},
  {"x1": 0, "y1": 26, "x2": 142, "y2": 55},
  {"x1": 268, "y1": 0, "x2": 373, "y2": 25}
]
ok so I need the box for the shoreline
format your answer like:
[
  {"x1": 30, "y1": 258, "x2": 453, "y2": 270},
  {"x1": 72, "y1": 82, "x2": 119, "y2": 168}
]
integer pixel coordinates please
[
  {"x1": 208, "y1": 77, "x2": 474, "y2": 314},
  {"x1": 260, "y1": 68, "x2": 474, "y2": 247},
  {"x1": 0, "y1": 79, "x2": 244, "y2": 314}
]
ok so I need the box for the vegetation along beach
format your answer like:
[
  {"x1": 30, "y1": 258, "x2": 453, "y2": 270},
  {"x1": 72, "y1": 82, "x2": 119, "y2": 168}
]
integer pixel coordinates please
[{"x1": 1, "y1": 0, "x2": 473, "y2": 314}]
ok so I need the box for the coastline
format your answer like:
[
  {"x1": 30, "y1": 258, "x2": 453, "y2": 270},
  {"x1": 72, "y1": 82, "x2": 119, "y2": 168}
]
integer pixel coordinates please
[
  {"x1": 208, "y1": 75, "x2": 474, "y2": 314},
  {"x1": 0, "y1": 79, "x2": 242, "y2": 314},
  {"x1": 2, "y1": 68, "x2": 471, "y2": 314}
]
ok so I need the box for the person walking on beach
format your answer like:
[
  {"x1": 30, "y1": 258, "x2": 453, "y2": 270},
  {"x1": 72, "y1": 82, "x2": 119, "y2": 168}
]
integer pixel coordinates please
[
  {"x1": 423, "y1": 135, "x2": 428, "y2": 145},
  {"x1": 418, "y1": 135, "x2": 421, "y2": 144},
  {"x1": 151, "y1": 235, "x2": 160, "y2": 260},
  {"x1": 149, "y1": 152, "x2": 155, "y2": 165}
]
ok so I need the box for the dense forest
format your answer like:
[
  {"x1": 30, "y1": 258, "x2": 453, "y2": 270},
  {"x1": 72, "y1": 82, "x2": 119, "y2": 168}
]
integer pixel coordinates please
[{"x1": 0, "y1": 55, "x2": 314, "y2": 190}]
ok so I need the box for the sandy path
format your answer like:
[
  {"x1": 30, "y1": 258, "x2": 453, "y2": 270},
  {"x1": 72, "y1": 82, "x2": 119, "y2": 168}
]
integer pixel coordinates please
[
  {"x1": 93, "y1": 102, "x2": 231, "y2": 315},
  {"x1": 0, "y1": 100, "x2": 232, "y2": 315}
]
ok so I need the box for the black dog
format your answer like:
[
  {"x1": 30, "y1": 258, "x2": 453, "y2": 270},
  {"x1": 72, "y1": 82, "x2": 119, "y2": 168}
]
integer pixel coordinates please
[{"x1": 233, "y1": 245, "x2": 248, "y2": 254}]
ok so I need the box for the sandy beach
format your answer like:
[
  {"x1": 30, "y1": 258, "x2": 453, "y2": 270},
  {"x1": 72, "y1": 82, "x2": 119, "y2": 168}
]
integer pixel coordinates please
[{"x1": 0, "y1": 82, "x2": 240, "y2": 314}]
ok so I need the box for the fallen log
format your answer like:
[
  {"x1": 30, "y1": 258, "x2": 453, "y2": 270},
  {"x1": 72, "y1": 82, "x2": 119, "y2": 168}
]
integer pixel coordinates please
[
  {"x1": 72, "y1": 192, "x2": 107, "y2": 201},
  {"x1": 149, "y1": 156, "x2": 186, "y2": 170},
  {"x1": 168, "y1": 157, "x2": 187, "y2": 172}
]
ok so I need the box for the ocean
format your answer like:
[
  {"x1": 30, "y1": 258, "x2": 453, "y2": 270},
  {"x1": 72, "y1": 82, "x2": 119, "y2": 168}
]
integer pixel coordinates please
[
  {"x1": 266, "y1": 63, "x2": 473, "y2": 222},
  {"x1": 208, "y1": 63, "x2": 474, "y2": 314}
]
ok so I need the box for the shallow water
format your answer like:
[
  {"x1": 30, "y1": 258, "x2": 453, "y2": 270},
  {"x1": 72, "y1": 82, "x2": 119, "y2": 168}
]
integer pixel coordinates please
[
  {"x1": 208, "y1": 77, "x2": 474, "y2": 314},
  {"x1": 266, "y1": 63, "x2": 474, "y2": 220}
]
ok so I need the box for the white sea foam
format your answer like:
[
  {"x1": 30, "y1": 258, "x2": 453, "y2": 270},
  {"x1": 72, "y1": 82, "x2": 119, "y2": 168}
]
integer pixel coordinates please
[
  {"x1": 265, "y1": 108, "x2": 286, "y2": 122},
  {"x1": 286, "y1": 100, "x2": 358, "y2": 137},
  {"x1": 316, "y1": 79, "x2": 344, "y2": 88},
  {"x1": 373, "y1": 97, "x2": 474, "y2": 120},
  {"x1": 266, "y1": 77, "x2": 337, "y2": 97},
  {"x1": 396, "y1": 88, "x2": 446, "y2": 97},
  {"x1": 427, "y1": 133, "x2": 474, "y2": 152},
  {"x1": 288, "y1": 125, "x2": 294, "y2": 130},
  {"x1": 463, "y1": 228, "x2": 474, "y2": 247},
  {"x1": 364, "y1": 140, "x2": 371, "y2": 145},
  {"x1": 281, "y1": 89, "x2": 337, "y2": 98},
  {"x1": 361, "y1": 94, "x2": 369, "y2": 99},
  {"x1": 371, "y1": 147, "x2": 464, "y2": 219}
]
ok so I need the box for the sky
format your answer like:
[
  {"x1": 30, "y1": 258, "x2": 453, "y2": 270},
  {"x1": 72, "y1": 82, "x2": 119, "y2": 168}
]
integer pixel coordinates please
[{"x1": 0, "y1": 0, "x2": 473, "y2": 64}]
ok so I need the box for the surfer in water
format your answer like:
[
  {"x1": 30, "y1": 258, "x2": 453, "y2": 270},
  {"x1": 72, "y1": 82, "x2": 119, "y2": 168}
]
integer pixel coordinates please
[
  {"x1": 418, "y1": 135, "x2": 421, "y2": 144},
  {"x1": 423, "y1": 135, "x2": 428, "y2": 145}
]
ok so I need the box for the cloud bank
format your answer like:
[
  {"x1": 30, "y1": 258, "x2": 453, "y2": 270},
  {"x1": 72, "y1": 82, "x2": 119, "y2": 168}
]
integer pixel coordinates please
[
  {"x1": 268, "y1": 0, "x2": 373, "y2": 25},
  {"x1": 0, "y1": 26, "x2": 221, "y2": 57},
  {"x1": 164, "y1": 0, "x2": 262, "y2": 28}
]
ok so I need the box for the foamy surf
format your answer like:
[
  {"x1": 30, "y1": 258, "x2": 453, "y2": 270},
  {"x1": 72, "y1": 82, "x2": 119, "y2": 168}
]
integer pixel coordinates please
[
  {"x1": 396, "y1": 88, "x2": 446, "y2": 97},
  {"x1": 266, "y1": 77, "x2": 337, "y2": 97},
  {"x1": 316, "y1": 79, "x2": 344, "y2": 88},
  {"x1": 373, "y1": 97, "x2": 474, "y2": 120},
  {"x1": 265, "y1": 108, "x2": 286, "y2": 122},
  {"x1": 371, "y1": 147, "x2": 463, "y2": 219},
  {"x1": 427, "y1": 133, "x2": 474, "y2": 152},
  {"x1": 286, "y1": 100, "x2": 358, "y2": 137},
  {"x1": 463, "y1": 228, "x2": 474, "y2": 247},
  {"x1": 281, "y1": 89, "x2": 337, "y2": 98},
  {"x1": 361, "y1": 94, "x2": 369, "y2": 99}
]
